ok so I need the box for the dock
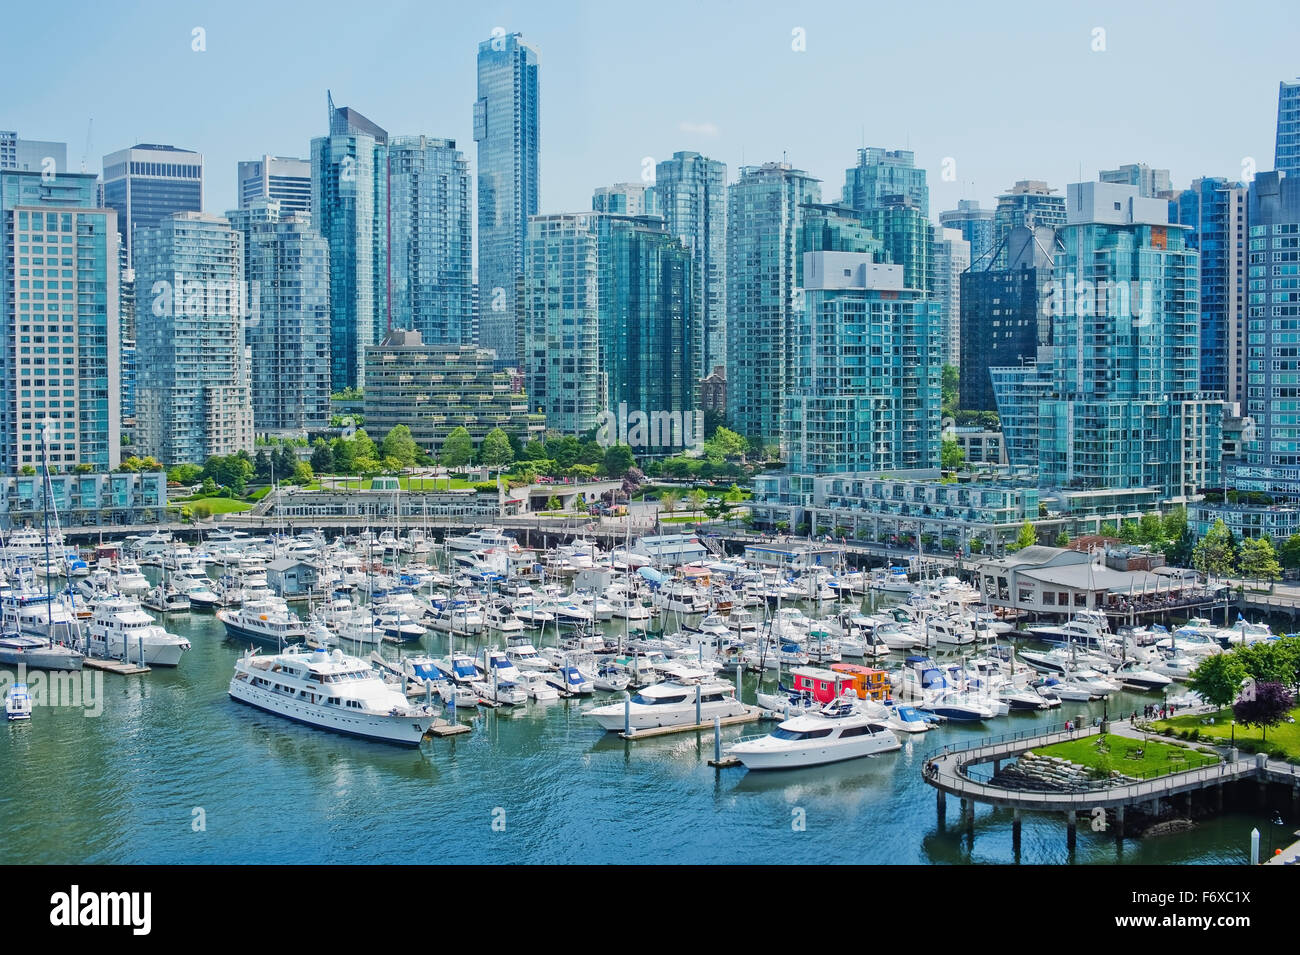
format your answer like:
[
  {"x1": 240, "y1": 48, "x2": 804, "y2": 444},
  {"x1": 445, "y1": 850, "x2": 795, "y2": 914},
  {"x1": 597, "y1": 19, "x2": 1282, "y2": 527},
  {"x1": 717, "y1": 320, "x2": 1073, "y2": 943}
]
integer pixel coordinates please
[
  {"x1": 81, "y1": 658, "x2": 151, "y2": 675},
  {"x1": 428, "y1": 721, "x2": 471, "y2": 737},
  {"x1": 618, "y1": 706, "x2": 761, "y2": 740}
]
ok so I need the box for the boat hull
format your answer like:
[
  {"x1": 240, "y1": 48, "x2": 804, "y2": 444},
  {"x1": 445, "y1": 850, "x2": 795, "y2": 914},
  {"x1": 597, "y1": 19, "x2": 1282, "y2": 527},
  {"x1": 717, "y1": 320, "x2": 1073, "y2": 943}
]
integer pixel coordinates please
[
  {"x1": 229, "y1": 681, "x2": 435, "y2": 746},
  {"x1": 731, "y1": 732, "x2": 901, "y2": 770}
]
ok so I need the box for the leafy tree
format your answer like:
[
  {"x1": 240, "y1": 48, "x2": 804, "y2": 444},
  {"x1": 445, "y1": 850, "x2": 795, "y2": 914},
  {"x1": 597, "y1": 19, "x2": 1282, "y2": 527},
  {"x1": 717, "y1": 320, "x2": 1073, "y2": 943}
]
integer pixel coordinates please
[
  {"x1": 520, "y1": 439, "x2": 548, "y2": 461},
  {"x1": 1137, "y1": 513, "x2": 1165, "y2": 545},
  {"x1": 1187, "y1": 653, "x2": 1248, "y2": 710},
  {"x1": 546, "y1": 495, "x2": 561, "y2": 512},
  {"x1": 1119, "y1": 520, "x2": 1141, "y2": 544},
  {"x1": 1054, "y1": 531, "x2": 1070, "y2": 547},
  {"x1": 547, "y1": 435, "x2": 581, "y2": 469},
  {"x1": 276, "y1": 445, "x2": 297, "y2": 480},
  {"x1": 291, "y1": 461, "x2": 314, "y2": 486},
  {"x1": 352, "y1": 428, "x2": 378, "y2": 463},
  {"x1": 1236, "y1": 641, "x2": 1297, "y2": 686},
  {"x1": 1193, "y1": 518, "x2": 1237, "y2": 579},
  {"x1": 941, "y1": 364, "x2": 959, "y2": 416},
  {"x1": 1280, "y1": 533, "x2": 1300, "y2": 571},
  {"x1": 1010, "y1": 521, "x2": 1036, "y2": 551},
  {"x1": 310, "y1": 439, "x2": 333, "y2": 474},
  {"x1": 200, "y1": 477, "x2": 218, "y2": 497},
  {"x1": 167, "y1": 463, "x2": 203, "y2": 485},
  {"x1": 379, "y1": 425, "x2": 418, "y2": 468},
  {"x1": 330, "y1": 437, "x2": 355, "y2": 473},
  {"x1": 254, "y1": 449, "x2": 272, "y2": 482},
  {"x1": 354, "y1": 455, "x2": 381, "y2": 477},
  {"x1": 1233, "y1": 681, "x2": 1295, "y2": 742},
  {"x1": 600, "y1": 443, "x2": 635, "y2": 478},
  {"x1": 480, "y1": 428, "x2": 515, "y2": 469},
  {"x1": 660, "y1": 490, "x2": 680, "y2": 514},
  {"x1": 1239, "y1": 537, "x2": 1282, "y2": 583},
  {"x1": 191, "y1": 502, "x2": 213, "y2": 521},
  {"x1": 941, "y1": 439, "x2": 965, "y2": 471},
  {"x1": 1099, "y1": 521, "x2": 1119, "y2": 538},
  {"x1": 72, "y1": 462, "x2": 94, "y2": 474},
  {"x1": 709, "y1": 427, "x2": 747, "y2": 459},
  {"x1": 687, "y1": 488, "x2": 708, "y2": 512},
  {"x1": 440, "y1": 427, "x2": 474, "y2": 468},
  {"x1": 1162, "y1": 505, "x2": 1188, "y2": 543}
]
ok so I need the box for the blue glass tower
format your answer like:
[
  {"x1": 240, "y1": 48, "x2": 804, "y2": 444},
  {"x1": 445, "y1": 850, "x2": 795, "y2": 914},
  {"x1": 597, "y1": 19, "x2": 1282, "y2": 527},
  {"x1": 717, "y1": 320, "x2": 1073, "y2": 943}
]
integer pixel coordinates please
[
  {"x1": 475, "y1": 32, "x2": 539, "y2": 368},
  {"x1": 1275, "y1": 80, "x2": 1300, "y2": 178}
]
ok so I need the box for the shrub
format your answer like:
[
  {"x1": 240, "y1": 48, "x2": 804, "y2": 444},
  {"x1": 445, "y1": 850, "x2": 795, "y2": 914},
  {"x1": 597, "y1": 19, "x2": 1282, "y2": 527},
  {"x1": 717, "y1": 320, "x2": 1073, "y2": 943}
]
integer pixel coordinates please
[
  {"x1": 1162, "y1": 727, "x2": 1174, "y2": 737},
  {"x1": 1237, "y1": 741, "x2": 1256, "y2": 753},
  {"x1": 1188, "y1": 728, "x2": 1200, "y2": 741}
]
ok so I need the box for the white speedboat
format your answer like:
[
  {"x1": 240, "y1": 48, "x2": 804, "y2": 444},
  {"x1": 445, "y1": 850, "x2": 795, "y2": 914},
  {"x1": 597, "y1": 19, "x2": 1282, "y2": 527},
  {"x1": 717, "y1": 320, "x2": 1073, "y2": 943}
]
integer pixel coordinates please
[
  {"x1": 504, "y1": 637, "x2": 551, "y2": 672},
  {"x1": 1110, "y1": 659, "x2": 1174, "y2": 692},
  {"x1": 516, "y1": 670, "x2": 560, "y2": 701},
  {"x1": 216, "y1": 599, "x2": 307, "y2": 649},
  {"x1": 484, "y1": 602, "x2": 526, "y2": 634},
  {"x1": 584, "y1": 667, "x2": 744, "y2": 731},
  {"x1": 142, "y1": 585, "x2": 191, "y2": 614},
  {"x1": 5, "y1": 683, "x2": 32, "y2": 721},
  {"x1": 546, "y1": 664, "x2": 594, "y2": 696},
  {"x1": 229, "y1": 646, "x2": 438, "y2": 745},
  {"x1": 728, "y1": 695, "x2": 900, "y2": 770},
  {"x1": 472, "y1": 678, "x2": 528, "y2": 706},
  {"x1": 87, "y1": 595, "x2": 191, "y2": 666}
]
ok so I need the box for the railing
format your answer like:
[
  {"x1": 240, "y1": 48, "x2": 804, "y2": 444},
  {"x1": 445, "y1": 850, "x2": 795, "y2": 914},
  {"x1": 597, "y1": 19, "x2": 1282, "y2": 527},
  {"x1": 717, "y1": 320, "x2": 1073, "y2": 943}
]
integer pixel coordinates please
[
  {"x1": 931, "y1": 758, "x2": 1248, "y2": 805},
  {"x1": 920, "y1": 720, "x2": 1080, "y2": 763}
]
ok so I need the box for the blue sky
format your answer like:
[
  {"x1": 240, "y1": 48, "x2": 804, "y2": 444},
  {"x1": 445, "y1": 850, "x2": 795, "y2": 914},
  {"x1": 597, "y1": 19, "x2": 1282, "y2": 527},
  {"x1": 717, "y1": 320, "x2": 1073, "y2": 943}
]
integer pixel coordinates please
[{"x1": 4, "y1": 0, "x2": 1298, "y2": 225}]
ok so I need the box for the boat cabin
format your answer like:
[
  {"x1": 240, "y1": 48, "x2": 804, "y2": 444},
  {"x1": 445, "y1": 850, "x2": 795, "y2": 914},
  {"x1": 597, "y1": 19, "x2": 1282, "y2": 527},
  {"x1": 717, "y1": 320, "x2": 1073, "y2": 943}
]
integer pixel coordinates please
[
  {"x1": 831, "y1": 663, "x2": 892, "y2": 702},
  {"x1": 791, "y1": 666, "x2": 856, "y2": 704}
]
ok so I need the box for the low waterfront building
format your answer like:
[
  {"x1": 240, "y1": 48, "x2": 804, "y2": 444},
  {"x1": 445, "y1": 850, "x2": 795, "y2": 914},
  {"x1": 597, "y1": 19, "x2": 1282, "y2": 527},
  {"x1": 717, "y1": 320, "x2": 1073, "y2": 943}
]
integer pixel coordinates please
[
  {"x1": 1190, "y1": 501, "x2": 1300, "y2": 542},
  {"x1": 630, "y1": 534, "x2": 706, "y2": 567},
  {"x1": 266, "y1": 484, "x2": 500, "y2": 521},
  {"x1": 266, "y1": 557, "x2": 319, "y2": 597},
  {"x1": 0, "y1": 470, "x2": 167, "y2": 530}
]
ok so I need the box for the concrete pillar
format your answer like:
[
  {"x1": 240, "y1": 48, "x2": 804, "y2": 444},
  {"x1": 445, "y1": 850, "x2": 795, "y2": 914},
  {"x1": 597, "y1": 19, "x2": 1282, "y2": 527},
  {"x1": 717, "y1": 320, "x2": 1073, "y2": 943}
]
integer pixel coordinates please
[
  {"x1": 1012, "y1": 808, "x2": 1022, "y2": 855},
  {"x1": 1115, "y1": 804, "x2": 1125, "y2": 842},
  {"x1": 993, "y1": 759, "x2": 1001, "y2": 775},
  {"x1": 936, "y1": 789, "x2": 946, "y2": 830},
  {"x1": 1066, "y1": 811, "x2": 1077, "y2": 852},
  {"x1": 1217, "y1": 784, "x2": 1224, "y2": 812}
]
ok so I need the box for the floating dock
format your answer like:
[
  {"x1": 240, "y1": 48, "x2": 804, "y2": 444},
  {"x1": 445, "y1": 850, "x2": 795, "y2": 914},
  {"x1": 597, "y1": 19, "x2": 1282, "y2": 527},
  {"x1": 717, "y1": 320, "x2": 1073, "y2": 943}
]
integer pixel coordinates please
[
  {"x1": 82, "y1": 658, "x2": 151, "y2": 675},
  {"x1": 618, "y1": 706, "x2": 761, "y2": 740},
  {"x1": 428, "y1": 721, "x2": 471, "y2": 737}
]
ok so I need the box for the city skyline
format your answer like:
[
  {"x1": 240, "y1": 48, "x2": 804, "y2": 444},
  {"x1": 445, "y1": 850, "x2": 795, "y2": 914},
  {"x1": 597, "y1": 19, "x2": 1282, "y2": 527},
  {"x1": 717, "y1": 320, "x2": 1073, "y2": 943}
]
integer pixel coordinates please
[{"x1": 3, "y1": 1, "x2": 1297, "y2": 251}]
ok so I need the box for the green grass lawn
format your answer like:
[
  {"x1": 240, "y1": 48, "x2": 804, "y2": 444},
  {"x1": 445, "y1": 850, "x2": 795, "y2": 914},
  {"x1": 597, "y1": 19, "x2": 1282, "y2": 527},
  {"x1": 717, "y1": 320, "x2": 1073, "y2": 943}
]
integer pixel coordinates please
[
  {"x1": 1152, "y1": 706, "x2": 1300, "y2": 757},
  {"x1": 187, "y1": 497, "x2": 254, "y2": 514},
  {"x1": 321, "y1": 476, "x2": 476, "y2": 491},
  {"x1": 1029, "y1": 734, "x2": 1219, "y2": 778},
  {"x1": 247, "y1": 486, "x2": 272, "y2": 501}
]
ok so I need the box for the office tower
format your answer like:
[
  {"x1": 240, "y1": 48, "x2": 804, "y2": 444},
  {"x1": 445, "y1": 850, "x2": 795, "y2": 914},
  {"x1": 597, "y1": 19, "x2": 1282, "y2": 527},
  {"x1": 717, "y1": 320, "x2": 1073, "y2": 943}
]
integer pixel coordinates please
[
  {"x1": 1275, "y1": 79, "x2": 1300, "y2": 177},
  {"x1": 593, "y1": 183, "x2": 657, "y2": 217},
  {"x1": 842, "y1": 147, "x2": 928, "y2": 216},
  {"x1": 598, "y1": 215, "x2": 694, "y2": 438},
  {"x1": 474, "y1": 31, "x2": 540, "y2": 367},
  {"x1": 991, "y1": 180, "x2": 1065, "y2": 268},
  {"x1": 785, "y1": 253, "x2": 942, "y2": 473},
  {"x1": 100, "y1": 144, "x2": 204, "y2": 265},
  {"x1": 940, "y1": 199, "x2": 995, "y2": 271},
  {"x1": 655, "y1": 151, "x2": 727, "y2": 379},
  {"x1": 0, "y1": 169, "x2": 120, "y2": 472},
  {"x1": 1100, "y1": 163, "x2": 1172, "y2": 198},
  {"x1": 227, "y1": 199, "x2": 331, "y2": 434},
  {"x1": 960, "y1": 225, "x2": 1057, "y2": 412},
  {"x1": 1170, "y1": 177, "x2": 1248, "y2": 401},
  {"x1": 0, "y1": 132, "x2": 67, "y2": 173},
  {"x1": 798, "y1": 202, "x2": 879, "y2": 256},
  {"x1": 387, "y1": 135, "x2": 474, "y2": 345},
  {"x1": 311, "y1": 95, "x2": 388, "y2": 391},
  {"x1": 1038, "y1": 182, "x2": 1222, "y2": 499},
  {"x1": 523, "y1": 213, "x2": 601, "y2": 434},
  {"x1": 134, "y1": 212, "x2": 253, "y2": 464},
  {"x1": 726, "y1": 162, "x2": 821, "y2": 450},
  {"x1": 364, "y1": 329, "x2": 544, "y2": 454},
  {"x1": 932, "y1": 227, "x2": 969, "y2": 366},
  {"x1": 237, "y1": 156, "x2": 312, "y2": 216},
  {"x1": 1234, "y1": 171, "x2": 1300, "y2": 501}
]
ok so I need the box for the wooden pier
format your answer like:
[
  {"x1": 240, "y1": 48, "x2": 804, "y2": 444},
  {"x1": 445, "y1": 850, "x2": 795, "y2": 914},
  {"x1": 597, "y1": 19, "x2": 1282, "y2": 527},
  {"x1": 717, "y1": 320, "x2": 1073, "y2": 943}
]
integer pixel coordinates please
[
  {"x1": 428, "y1": 721, "x2": 471, "y2": 737},
  {"x1": 81, "y1": 658, "x2": 151, "y2": 675},
  {"x1": 618, "y1": 706, "x2": 761, "y2": 740}
]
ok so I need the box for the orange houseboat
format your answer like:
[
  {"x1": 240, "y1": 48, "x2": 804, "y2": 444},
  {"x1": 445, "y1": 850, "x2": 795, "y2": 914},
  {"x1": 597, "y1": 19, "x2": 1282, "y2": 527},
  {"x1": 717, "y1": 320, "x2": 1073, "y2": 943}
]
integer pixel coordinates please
[{"x1": 831, "y1": 663, "x2": 892, "y2": 702}]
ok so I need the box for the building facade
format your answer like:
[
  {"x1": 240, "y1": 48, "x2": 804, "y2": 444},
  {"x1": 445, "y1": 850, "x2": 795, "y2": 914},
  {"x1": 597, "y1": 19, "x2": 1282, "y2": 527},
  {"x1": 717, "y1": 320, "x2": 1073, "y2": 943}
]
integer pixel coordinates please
[
  {"x1": 310, "y1": 97, "x2": 388, "y2": 390},
  {"x1": 227, "y1": 199, "x2": 331, "y2": 435},
  {"x1": 387, "y1": 135, "x2": 474, "y2": 346},
  {"x1": 726, "y1": 162, "x2": 821, "y2": 450},
  {"x1": 785, "y1": 253, "x2": 941, "y2": 473},
  {"x1": 991, "y1": 180, "x2": 1065, "y2": 269},
  {"x1": 1099, "y1": 163, "x2": 1172, "y2": 198},
  {"x1": 236, "y1": 156, "x2": 312, "y2": 216},
  {"x1": 0, "y1": 132, "x2": 66, "y2": 173},
  {"x1": 1275, "y1": 79, "x2": 1300, "y2": 178},
  {"x1": 592, "y1": 183, "x2": 657, "y2": 217},
  {"x1": 0, "y1": 170, "x2": 120, "y2": 473},
  {"x1": 363, "y1": 328, "x2": 543, "y2": 455},
  {"x1": 940, "y1": 199, "x2": 995, "y2": 271},
  {"x1": 932, "y1": 226, "x2": 969, "y2": 365},
  {"x1": 0, "y1": 470, "x2": 166, "y2": 530},
  {"x1": 474, "y1": 31, "x2": 540, "y2": 368},
  {"x1": 133, "y1": 212, "x2": 254, "y2": 465},
  {"x1": 100, "y1": 144, "x2": 204, "y2": 266}
]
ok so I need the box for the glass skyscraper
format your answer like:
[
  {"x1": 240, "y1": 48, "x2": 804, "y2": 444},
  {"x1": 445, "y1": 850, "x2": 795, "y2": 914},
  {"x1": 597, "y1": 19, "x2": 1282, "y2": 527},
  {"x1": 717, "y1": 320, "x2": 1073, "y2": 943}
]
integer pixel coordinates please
[
  {"x1": 1169, "y1": 177, "x2": 1247, "y2": 402},
  {"x1": 592, "y1": 183, "x2": 657, "y2": 217},
  {"x1": 227, "y1": 199, "x2": 331, "y2": 434},
  {"x1": 1275, "y1": 79, "x2": 1300, "y2": 177},
  {"x1": 940, "y1": 199, "x2": 995, "y2": 271},
  {"x1": 0, "y1": 169, "x2": 120, "y2": 472},
  {"x1": 932, "y1": 227, "x2": 970, "y2": 366},
  {"x1": 387, "y1": 136, "x2": 474, "y2": 345},
  {"x1": 785, "y1": 253, "x2": 942, "y2": 473},
  {"x1": 311, "y1": 96, "x2": 388, "y2": 391},
  {"x1": 842, "y1": 147, "x2": 928, "y2": 216},
  {"x1": 726, "y1": 162, "x2": 821, "y2": 451},
  {"x1": 655, "y1": 151, "x2": 727, "y2": 382},
  {"x1": 134, "y1": 212, "x2": 253, "y2": 465},
  {"x1": 1099, "y1": 163, "x2": 1172, "y2": 198},
  {"x1": 991, "y1": 180, "x2": 1066, "y2": 269},
  {"x1": 237, "y1": 156, "x2": 312, "y2": 217},
  {"x1": 1038, "y1": 182, "x2": 1222, "y2": 500},
  {"x1": 101, "y1": 143, "x2": 204, "y2": 266},
  {"x1": 475, "y1": 32, "x2": 539, "y2": 368}
]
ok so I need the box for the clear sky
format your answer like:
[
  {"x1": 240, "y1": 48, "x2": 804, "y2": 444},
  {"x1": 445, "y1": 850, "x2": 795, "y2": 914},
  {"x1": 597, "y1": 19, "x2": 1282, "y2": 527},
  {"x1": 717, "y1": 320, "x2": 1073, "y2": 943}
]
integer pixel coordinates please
[{"x1": 4, "y1": 0, "x2": 1298, "y2": 227}]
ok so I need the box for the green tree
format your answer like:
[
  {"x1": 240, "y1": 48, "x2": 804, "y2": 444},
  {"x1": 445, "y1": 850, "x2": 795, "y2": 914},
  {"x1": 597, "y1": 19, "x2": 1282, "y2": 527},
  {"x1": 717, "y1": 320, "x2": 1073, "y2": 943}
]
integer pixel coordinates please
[
  {"x1": 291, "y1": 461, "x2": 314, "y2": 486},
  {"x1": 546, "y1": 495, "x2": 561, "y2": 512},
  {"x1": 940, "y1": 439, "x2": 965, "y2": 471},
  {"x1": 1187, "y1": 653, "x2": 1248, "y2": 711},
  {"x1": 1193, "y1": 518, "x2": 1237, "y2": 579},
  {"x1": 687, "y1": 488, "x2": 708, "y2": 512},
  {"x1": 1119, "y1": 520, "x2": 1141, "y2": 544},
  {"x1": 480, "y1": 428, "x2": 516, "y2": 469},
  {"x1": 167, "y1": 463, "x2": 203, "y2": 485},
  {"x1": 601, "y1": 443, "x2": 634, "y2": 478},
  {"x1": 331, "y1": 437, "x2": 356, "y2": 473},
  {"x1": 1162, "y1": 505, "x2": 1188, "y2": 543},
  {"x1": 941, "y1": 364, "x2": 959, "y2": 415},
  {"x1": 709, "y1": 427, "x2": 747, "y2": 459},
  {"x1": 1235, "y1": 641, "x2": 1297, "y2": 685},
  {"x1": 310, "y1": 439, "x2": 333, "y2": 474},
  {"x1": 1137, "y1": 513, "x2": 1165, "y2": 545},
  {"x1": 659, "y1": 490, "x2": 680, "y2": 514},
  {"x1": 1239, "y1": 537, "x2": 1282, "y2": 583},
  {"x1": 1054, "y1": 531, "x2": 1070, "y2": 547},
  {"x1": 1099, "y1": 521, "x2": 1119, "y2": 538},
  {"x1": 440, "y1": 427, "x2": 474, "y2": 468},
  {"x1": 379, "y1": 425, "x2": 418, "y2": 467},
  {"x1": 1010, "y1": 521, "x2": 1037, "y2": 551},
  {"x1": 1280, "y1": 533, "x2": 1300, "y2": 571},
  {"x1": 352, "y1": 428, "x2": 378, "y2": 463},
  {"x1": 200, "y1": 476, "x2": 218, "y2": 497},
  {"x1": 254, "y1": 449, "x2": 272, "y2": 481},
  {"x1": 191, "y1": 501, "x2": 213, "y2": 521}
]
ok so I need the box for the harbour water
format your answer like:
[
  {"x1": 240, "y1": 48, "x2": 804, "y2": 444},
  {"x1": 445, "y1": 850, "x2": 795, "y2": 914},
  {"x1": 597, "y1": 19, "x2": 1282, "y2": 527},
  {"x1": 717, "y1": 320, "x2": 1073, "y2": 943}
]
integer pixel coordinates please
[{"x1": 0, "y1": 579, "x2": 1276, "y2": 865}]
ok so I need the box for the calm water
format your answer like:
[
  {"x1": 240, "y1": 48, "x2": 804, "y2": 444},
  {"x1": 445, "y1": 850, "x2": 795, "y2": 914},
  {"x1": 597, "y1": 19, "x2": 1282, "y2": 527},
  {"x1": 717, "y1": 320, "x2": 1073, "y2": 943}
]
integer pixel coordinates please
[{"x1": 0, "y1": 581, "x2": 1273, "y2": 865}]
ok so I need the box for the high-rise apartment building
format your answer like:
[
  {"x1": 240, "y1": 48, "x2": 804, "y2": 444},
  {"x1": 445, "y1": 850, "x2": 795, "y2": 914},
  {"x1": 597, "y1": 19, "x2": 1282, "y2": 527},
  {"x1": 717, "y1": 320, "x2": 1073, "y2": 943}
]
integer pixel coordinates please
[
  {"x1": 593, "y1": 183, "x2": 657, "y2": 217},
  {"x1": 475, "y1": 31, "x2": 540, "y2": 368},
  {"x1": 237, "y1": 156, "x2": 312, "y2": 217},
  {"x1": 932, "y1": 227, "x2": 970, "y2": 366},
  {"x1": 0, "y1": 169, "x2": 120, "y2": 472},
  {"x1": 940, "y1": 199, "x2": 995, "y2": 271},
  {"x1": 991, "y1": 180, "x2": 1065, "y2": 268},
  {"x1": 1274, "y1": 79, "x2": 1300, "y2": 177},
  {"x1": 0, "y1": 132, "x2": 67, "y2": 174},
  {"x1": 100, "y1": 143, "x2": 204, "y2": 265},
  {"x1": 1100, "y1": 163, "x2": 1172, "y2": 198}
]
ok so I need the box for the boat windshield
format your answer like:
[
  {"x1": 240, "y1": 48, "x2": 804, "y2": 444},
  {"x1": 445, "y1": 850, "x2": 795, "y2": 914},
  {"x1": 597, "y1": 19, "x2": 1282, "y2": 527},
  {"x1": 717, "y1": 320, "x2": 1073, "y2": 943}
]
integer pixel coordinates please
[
  {"x1": 771, "y1": 726, "x2": 835, "y2": 741},
  {"x1": 632, "y1": 693, "x2": 688, "y2": 705}
]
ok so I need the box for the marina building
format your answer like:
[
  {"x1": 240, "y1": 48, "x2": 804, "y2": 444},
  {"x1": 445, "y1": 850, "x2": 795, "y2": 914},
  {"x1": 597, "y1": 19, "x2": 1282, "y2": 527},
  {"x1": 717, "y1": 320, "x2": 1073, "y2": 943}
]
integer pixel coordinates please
[{"x1": 0, "y1": 470, "x2": 166, "y2": 530}]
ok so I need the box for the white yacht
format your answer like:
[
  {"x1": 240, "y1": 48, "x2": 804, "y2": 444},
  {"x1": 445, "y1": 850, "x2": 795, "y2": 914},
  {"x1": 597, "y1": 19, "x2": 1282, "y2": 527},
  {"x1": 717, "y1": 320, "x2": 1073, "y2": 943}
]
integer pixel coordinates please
[
  {"x1": 584, "y1": 667, "x2": 745, "y2": 731},
  {"x1": 504, "y1": 636, "x2": 551, "y2": 672},
  {"x1": 217, "y1": 599, "x2": 308, "y2": 648},
  {"x1": 5, "y1": 682, "x2": 33, "y2": 721},
  {"x1": 516, "y1": 670, "x2": 560, "y2": 701},
  {"x1": 1110, "y1": 659, "x2": 1174, "y2": 692},
  {"x1": 112, "y1": 560, "x2": 150, "y2": 597},
  {"x1": 447, "y1": 527, "x2": 517, "y2": 552},
  {"x1": 87, "y1": 595, "x2": 191, "y2": 666},
  {"x1": 229, "y1": 646, "x2": 439, "y2": 745},
  {"x1": 728, "y1": 696, "x2": 900, "y2": 770},
  {"x1": 484, "y1": 602, "x2": 526, "y2": 634}
]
